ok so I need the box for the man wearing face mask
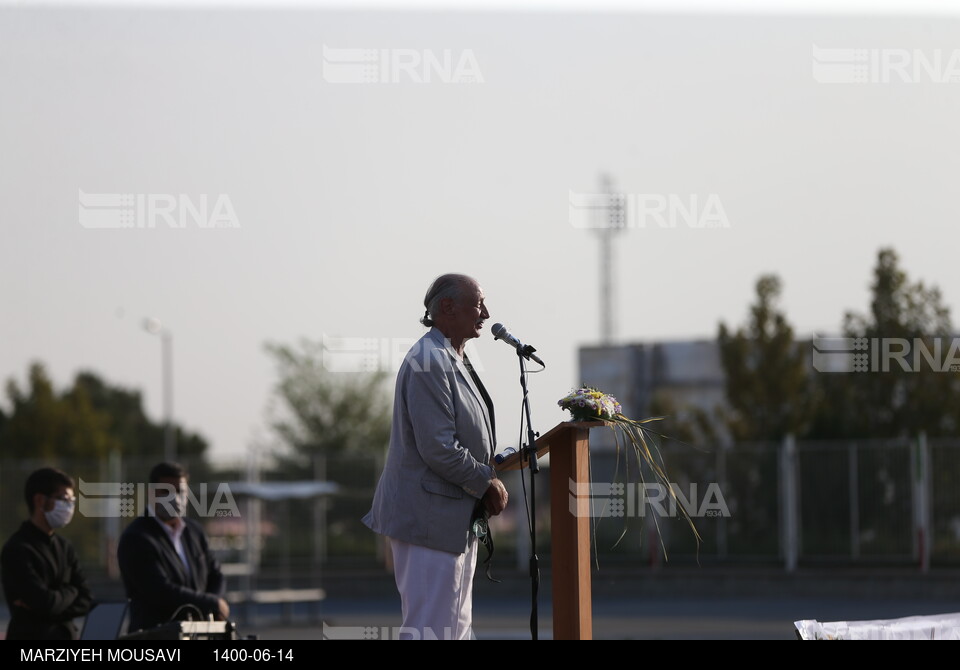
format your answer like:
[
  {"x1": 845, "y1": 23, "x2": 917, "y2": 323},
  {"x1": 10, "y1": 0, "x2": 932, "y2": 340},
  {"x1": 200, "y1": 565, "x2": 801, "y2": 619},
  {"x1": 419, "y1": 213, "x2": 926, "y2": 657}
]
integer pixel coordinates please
[
  {"x1": 0, "y1": 467, "x2": 93, "y2": 640},
  {"x1": 117, "y1": 462, "x2": 228, "y2": 632}
]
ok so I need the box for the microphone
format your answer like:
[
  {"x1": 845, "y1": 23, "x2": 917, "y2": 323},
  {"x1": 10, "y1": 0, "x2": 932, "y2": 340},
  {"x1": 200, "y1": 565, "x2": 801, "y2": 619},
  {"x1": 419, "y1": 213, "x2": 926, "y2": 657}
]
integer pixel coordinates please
[{"x1": 491, "y1": 323, "x2": 545, "y2": 367}]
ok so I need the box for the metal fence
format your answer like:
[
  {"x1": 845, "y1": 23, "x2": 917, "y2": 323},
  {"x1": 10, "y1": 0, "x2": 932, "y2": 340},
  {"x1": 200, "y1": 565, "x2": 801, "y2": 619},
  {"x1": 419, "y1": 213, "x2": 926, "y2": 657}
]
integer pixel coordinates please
[
  {"x1": 0, "y1": 453, "x2": 373, "y2": 597},
  {"x1": 619, "y1": 434, "x2": 958, "y2": 568},
  {"x1": 2, "y1": 435, "x2": 959, "y2": 591}
]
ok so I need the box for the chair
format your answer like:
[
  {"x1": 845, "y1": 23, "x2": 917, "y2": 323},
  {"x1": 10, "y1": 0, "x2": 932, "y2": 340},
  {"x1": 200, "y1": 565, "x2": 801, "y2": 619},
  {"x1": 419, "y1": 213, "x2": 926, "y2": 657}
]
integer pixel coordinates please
[{"x1": 79, "y1": 601, "x2": 129, "y2": 640}]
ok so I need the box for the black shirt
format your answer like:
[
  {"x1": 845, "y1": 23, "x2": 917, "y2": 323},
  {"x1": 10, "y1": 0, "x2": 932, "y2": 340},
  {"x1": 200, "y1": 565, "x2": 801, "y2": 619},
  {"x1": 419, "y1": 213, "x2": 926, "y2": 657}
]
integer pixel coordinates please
[
  {"x1": 0, "y1": 520, "x2": 93, "y2": 640},
  {"x1": 463, "y1": 354, "x2": 496, "y2": 456}
]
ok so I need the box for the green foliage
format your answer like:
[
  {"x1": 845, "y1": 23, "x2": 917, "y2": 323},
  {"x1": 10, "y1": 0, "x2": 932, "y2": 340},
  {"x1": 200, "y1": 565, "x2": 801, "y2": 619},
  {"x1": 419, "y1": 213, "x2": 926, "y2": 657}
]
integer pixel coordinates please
[
  {"x1": 72, "y1": 371, "x2": 209, "y2": 467},
  {"x1": 809, "y1": 248, "x2": 960, "y2": 438},
  {"x1": 0, "y1": 362, "x2": 211, "y2": 466},
  {"x1": 718, "y1": 249, "x2": 960, "y2": 442},
  {"x1": 0, "y1": 363, "x2": 213, "y2": 570},
  {"x1": 263, "y1": 340, "x2": 392, "y2": 476},
  {"x1": 649, "y1": 391, "x2": 723, "y2": 447},
  {"x1": 1, "y1": 363, "x2": 116, "y2": 460},
  {"x1": 718, "y1": 249, "x2": 960, "y2": 440},
  {"x1": 718, "y1": 275, "x2": 816, "y2": 441}
]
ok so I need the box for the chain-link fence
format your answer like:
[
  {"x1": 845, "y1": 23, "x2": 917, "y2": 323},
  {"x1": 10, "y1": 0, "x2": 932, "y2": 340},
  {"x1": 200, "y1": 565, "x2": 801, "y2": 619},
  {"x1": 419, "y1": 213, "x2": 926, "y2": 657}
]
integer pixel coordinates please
[
  {"x1": 3, "y1": 435, "x2": 959, "y2": 597},
  {"x1": 632, "y1": 435, "x2": 957, "y2": 567}
]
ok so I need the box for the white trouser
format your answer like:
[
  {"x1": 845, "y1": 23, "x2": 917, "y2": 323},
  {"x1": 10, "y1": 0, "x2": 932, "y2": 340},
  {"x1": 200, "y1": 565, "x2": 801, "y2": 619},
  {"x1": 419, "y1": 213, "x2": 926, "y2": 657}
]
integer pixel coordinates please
[{"x1": 389, "y1": 536, "x2": 478, "y2": 640}]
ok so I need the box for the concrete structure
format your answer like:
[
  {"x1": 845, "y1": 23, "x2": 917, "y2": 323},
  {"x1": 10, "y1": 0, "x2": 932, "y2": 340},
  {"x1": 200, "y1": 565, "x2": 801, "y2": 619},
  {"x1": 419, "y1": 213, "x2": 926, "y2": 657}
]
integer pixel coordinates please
[{"x1": 578, "y1": 339, "x2": 727, "y2": 450}]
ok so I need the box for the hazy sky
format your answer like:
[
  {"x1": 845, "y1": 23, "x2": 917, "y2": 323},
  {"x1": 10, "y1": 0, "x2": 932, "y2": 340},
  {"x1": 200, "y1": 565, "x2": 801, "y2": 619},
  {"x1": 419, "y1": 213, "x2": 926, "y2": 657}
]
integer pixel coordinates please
[{"x1": 2, "y1": 2, "x2": 959, "y2": 465}]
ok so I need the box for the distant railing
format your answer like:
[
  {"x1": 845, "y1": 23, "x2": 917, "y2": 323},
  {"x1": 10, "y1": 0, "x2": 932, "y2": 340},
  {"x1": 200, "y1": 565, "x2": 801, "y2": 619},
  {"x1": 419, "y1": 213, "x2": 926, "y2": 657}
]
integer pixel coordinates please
[
  {"x1": 602, "y1": 434, "x2": 957, "y2": 569},
  {"x1": 2, "y1": 437, "x2": 959, "y2": 588}
]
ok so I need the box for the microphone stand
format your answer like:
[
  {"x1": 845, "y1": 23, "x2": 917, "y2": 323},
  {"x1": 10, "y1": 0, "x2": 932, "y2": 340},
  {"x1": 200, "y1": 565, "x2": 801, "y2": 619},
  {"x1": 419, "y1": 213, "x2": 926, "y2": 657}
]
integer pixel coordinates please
[{"x1": 516, "y1": 345, "x2": 541, "y2": 640}]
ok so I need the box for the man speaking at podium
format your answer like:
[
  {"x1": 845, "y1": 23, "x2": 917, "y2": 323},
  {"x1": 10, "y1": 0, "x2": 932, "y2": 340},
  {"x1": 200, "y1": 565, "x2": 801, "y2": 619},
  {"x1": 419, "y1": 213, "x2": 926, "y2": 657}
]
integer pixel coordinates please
[
  {"x1": 117, "y1": 462, "x2": 228, "y2": 633},
  {"x1": 363, "y1": 273, "x2": 509, "y2": 640}
]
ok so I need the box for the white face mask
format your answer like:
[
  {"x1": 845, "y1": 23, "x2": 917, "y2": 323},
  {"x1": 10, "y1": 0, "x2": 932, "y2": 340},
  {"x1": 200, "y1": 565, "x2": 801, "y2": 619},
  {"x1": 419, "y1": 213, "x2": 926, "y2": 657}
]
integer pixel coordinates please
[{"x1": 44, "y1": 499, "x2": 75, "y2": 529}]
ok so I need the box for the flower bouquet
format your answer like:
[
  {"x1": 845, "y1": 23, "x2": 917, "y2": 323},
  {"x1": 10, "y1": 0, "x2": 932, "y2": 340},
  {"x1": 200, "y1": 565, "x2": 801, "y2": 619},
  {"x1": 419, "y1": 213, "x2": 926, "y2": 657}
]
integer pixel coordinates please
[
  {"x1": 558, "y1": 386, "x2": 702, "y2": 558},
  {"x1": 557, "y1": 387, "x2": 623, "y2": 422}
]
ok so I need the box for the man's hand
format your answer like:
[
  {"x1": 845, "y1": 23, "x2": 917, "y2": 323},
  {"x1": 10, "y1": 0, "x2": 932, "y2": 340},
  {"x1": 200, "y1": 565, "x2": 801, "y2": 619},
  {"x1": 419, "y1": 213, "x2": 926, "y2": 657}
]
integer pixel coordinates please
[
  {"x1": 216, "y1": 598, "x2": 230, "y2": 621},
  {"x1": 482, "y1": 478, "x2": 508, "y2": 516}
]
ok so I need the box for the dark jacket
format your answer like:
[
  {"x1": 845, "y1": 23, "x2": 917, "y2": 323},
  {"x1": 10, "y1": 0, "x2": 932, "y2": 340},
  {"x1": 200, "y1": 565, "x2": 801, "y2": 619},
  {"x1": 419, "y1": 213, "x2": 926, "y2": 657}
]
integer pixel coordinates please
[
  {"x1": 0, "y1": 521, "x2": 93, "y2": 640},
  {"x1": 117, "y1": 514, "x2": 225, "y2": 632}
]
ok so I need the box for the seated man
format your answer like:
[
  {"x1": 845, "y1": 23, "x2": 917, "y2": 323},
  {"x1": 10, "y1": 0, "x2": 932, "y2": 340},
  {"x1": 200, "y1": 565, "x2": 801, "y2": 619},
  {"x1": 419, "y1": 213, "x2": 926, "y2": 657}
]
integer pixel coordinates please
[
  {"x1": 117, "y1": 461, "x2": 228, "y2": 632},
  {"x1": 1, "y1": 467, "x2": 93, "y2": 640}
]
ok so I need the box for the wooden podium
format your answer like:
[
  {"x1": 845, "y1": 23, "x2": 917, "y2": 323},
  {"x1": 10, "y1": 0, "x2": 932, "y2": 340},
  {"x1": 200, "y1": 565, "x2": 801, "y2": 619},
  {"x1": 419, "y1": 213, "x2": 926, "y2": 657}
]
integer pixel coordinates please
[{"x1": 495, "y1": 420, "x2": 604, "y2": 641}]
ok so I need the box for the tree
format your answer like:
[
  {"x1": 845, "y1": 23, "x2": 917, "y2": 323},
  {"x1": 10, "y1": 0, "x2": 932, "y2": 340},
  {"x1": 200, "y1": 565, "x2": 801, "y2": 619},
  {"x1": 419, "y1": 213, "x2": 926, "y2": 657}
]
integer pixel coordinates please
[
  {"x1": 718, "y1": 275, "x2": 815, "y2": 442},
  {"x1": 648, "y1": 390, "x2": 724, "y2": 447},
  {"x1": 0, "y1": 363, "x2": 211, "y2": 467},
  {"x1": 0, "y1": 362, "x2": 213, "y2": 570},
  {"x1": 260, "y1": 340, "x2": 394, "y2": 558},
  {"x1": 810, "y1": 248, "x2": 960, "y2": 438},
  {"x1": 73, "y1": 371, "x2": 210, "y2": 470},
  {"x1": 0, "y1": 362, "x2": 115, "y2": 461},
  {"x1": 263, "y1": 340, "x2": 392, "y2": 476}
]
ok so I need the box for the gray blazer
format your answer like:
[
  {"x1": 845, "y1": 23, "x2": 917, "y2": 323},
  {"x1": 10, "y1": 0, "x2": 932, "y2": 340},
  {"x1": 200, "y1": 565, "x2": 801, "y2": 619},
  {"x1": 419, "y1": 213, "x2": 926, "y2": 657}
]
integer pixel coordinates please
[{"x1": 363, "y1": 328, "x2": 496, "y2": 555}]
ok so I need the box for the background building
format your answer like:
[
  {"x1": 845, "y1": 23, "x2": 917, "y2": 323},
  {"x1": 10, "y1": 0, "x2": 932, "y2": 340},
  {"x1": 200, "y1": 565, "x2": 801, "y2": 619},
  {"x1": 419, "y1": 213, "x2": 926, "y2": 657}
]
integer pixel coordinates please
[{"x1": 579, "y1": 339, "x2": 728, "y2": 449}]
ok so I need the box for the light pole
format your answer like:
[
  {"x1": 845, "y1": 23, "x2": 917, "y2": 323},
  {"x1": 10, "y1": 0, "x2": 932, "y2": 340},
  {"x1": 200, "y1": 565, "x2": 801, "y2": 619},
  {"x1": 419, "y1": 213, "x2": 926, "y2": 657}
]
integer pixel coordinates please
[{"x1": 144, "y1": 317, "x2": 175, "y2": 462}]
